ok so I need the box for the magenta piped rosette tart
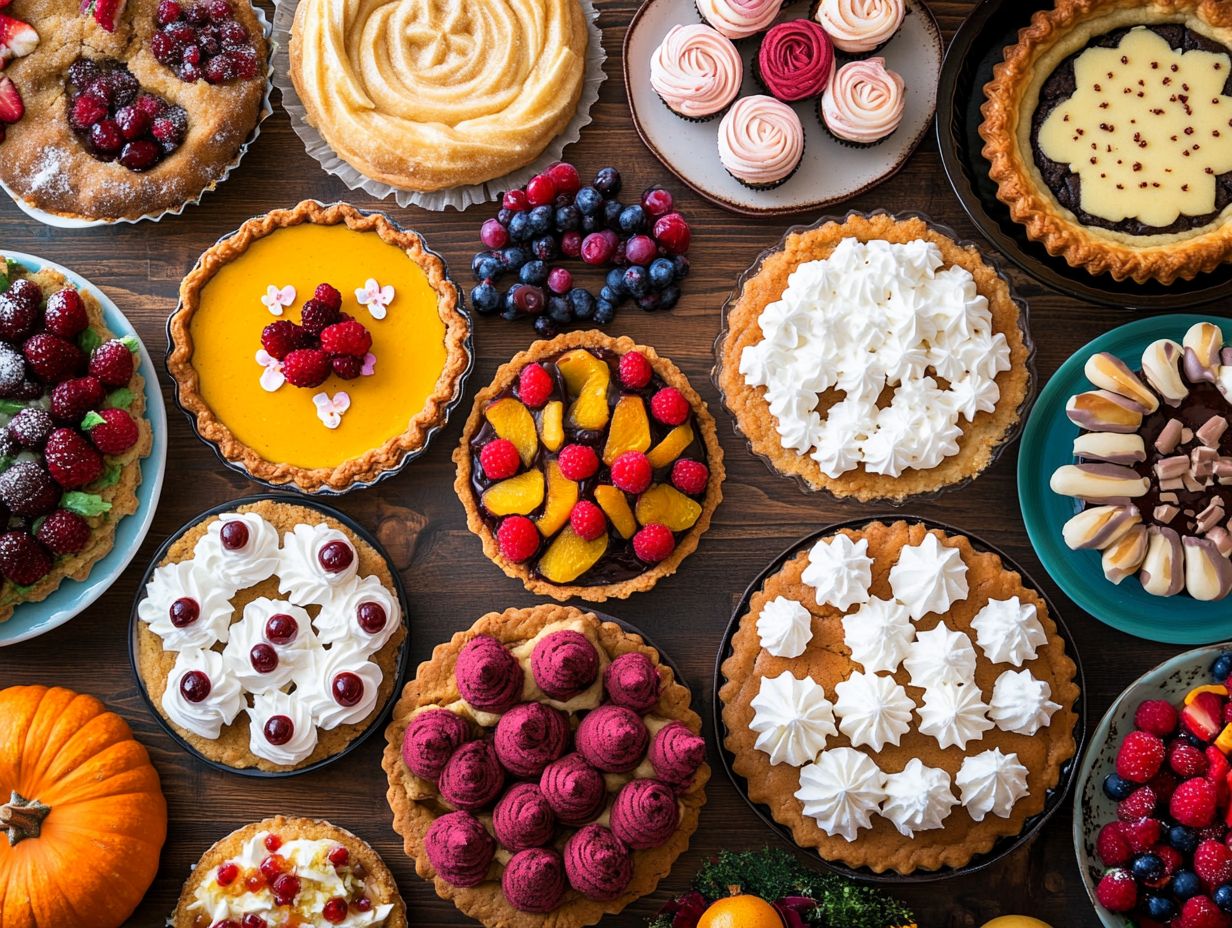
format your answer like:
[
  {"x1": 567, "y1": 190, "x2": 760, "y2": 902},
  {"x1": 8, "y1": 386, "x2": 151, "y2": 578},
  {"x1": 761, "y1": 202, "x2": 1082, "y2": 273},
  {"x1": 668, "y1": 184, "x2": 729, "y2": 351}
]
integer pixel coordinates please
[
  {"x1": 649, "y1": 24, "x2": 743, "y2": 122},
  {"x1": 812, "y1": 0, "x2": 906, "y2": 57},
  {"x1": 718, "y1": 95, "x2": 805, "y2": 190},
  {"x1": 755, "y1": 20, "x2": 835, "y2": 102},
  {"x1": 383, "y1": 605, "x2": 708, "y2": 928},
  {"x1": 696, "y1": 0, "x2": 782, "y2": 40},
  {"x1": 820, "y1": 57, "x2": 905, "y2": 147}
]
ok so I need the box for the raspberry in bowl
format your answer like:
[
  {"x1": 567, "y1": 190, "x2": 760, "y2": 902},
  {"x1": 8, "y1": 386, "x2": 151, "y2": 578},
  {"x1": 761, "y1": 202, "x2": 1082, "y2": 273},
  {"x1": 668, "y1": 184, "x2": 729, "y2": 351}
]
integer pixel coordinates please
[{"x1": 1076, "y1": 646, "x2": 1232, "y2": 926}]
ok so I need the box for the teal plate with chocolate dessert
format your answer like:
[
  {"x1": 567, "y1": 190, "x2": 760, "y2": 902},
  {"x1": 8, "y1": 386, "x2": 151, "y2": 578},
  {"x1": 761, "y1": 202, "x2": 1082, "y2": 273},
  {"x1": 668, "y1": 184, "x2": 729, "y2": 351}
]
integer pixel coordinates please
[{"x1": 1019, "y1": 315, "x2": 1232, "y2": 644}]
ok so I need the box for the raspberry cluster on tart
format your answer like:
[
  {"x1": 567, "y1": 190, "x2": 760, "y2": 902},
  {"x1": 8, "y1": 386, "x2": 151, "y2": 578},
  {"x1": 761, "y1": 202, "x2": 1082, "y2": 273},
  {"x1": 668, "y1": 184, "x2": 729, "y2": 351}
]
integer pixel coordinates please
[
  {"x1": 170, "y1": 816, "x2": 407, "y2": 928},
  {"x1": 453, "y1": 331, "x2": 724, "y2": 602},
  {"x1": 980, "y1": 0, "x2": 1232, "y2": 284},
  {"x1": 168, "y1": 200, "x2": 472, "y2": 493},
  {"x1": 382, "y1": 605, "x2": 708, "y2": 928},
  {"x1": 0, "y1": 259, "x2": 152, "y2": 621},
  {"x1": 134, "y1": 499, "x2": 405, "y2": 773},
  {"x1": 0, "y1": 0, "x2": 269, "y2": 222}
]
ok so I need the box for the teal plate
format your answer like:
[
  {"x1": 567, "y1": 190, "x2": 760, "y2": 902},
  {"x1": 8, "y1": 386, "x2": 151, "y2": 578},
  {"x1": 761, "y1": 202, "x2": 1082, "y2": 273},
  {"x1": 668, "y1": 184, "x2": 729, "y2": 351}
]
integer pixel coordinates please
[
  {"x1": 1018, "y1": 313, "x2": 1232, "y2": 645},
  {"x1": 0, "y1": 252, "x2": 167, "y2": 647}
]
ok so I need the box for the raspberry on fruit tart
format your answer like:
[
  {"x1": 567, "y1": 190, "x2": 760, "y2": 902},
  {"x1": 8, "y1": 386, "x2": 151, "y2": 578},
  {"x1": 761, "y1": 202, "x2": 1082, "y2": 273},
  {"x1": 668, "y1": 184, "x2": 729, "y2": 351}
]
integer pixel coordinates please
[
  {"x1": 0, "y1": 257, "x2": 152, "y2": 623},
  {"x1": 169, "y1": 201, "x2": 471, "y2": 494},
  {"x1": 453, "y1": 331, "x2": 724, "y2": 602}
]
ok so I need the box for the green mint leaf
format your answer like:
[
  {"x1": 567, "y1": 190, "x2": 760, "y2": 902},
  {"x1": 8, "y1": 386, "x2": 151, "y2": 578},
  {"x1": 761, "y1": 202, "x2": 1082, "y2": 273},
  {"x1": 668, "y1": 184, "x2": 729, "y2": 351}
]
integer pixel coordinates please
[
  {"x1": 93, "y1": 461, "x2": 122, "y2": 489},
  {"x1": 30, "y1": 516, "x2": 45, "y2": 535},
  {"x1": 60, "y1": 492, "x2": 111, "y2": 517},
  {"x1": 120, "y1": 335, "x2": 141, "y2": 353},
  {"x1": 0, "y1": 400, "x2": 23, "y2": 415},
  {"x1": 81, "y1": 410, "x2": 105, "y2": 429},
  {"x1": 79, "y1": 328, "x2": 102, "y2": 354},
  {"x1": 104, "y1": 387, "x2": 133, "y2": 410}
]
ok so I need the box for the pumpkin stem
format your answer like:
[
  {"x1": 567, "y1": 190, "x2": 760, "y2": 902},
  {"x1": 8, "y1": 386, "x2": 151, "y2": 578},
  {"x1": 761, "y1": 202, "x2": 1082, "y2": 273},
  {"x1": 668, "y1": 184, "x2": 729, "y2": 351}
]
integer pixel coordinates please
[{"x1": 1, "y1": 791, "x2": 51, "y2": 846}]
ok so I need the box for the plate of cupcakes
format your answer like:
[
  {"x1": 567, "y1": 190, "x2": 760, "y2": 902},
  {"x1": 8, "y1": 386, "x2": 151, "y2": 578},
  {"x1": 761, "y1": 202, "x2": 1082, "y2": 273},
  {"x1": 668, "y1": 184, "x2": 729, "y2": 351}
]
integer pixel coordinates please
[{"x1": 623, "y1": 0, "x2": 942, "y2": 216}]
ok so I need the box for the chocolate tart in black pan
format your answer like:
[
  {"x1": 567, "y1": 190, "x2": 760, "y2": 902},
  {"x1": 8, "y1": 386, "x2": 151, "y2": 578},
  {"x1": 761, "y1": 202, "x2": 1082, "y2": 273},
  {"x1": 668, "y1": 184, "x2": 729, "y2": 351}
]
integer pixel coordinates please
[
  {"x1": 712, "y1": 516, "x2": 1086, "y2": 883},
  {"x1": 936, "y1": 0, "x2": 1232, "y2": 309}
]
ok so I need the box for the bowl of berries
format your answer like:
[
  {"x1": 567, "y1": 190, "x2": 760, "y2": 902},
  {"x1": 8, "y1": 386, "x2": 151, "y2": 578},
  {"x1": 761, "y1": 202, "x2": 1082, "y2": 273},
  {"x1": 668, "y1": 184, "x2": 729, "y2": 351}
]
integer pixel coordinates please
[
  {"x1": 467, "y1": 163, "x2": 693, "y2": 337},
  {"x1": 1077, "y1": 645, "x2": 1232, "y2": 927}
]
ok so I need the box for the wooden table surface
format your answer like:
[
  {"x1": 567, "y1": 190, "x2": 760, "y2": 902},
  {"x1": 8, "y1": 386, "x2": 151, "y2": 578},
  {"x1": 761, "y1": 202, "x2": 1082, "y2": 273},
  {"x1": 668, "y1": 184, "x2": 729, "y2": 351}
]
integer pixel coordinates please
[{"x1": 0, "y1": 1, "x2": 1181, "y2": 925}]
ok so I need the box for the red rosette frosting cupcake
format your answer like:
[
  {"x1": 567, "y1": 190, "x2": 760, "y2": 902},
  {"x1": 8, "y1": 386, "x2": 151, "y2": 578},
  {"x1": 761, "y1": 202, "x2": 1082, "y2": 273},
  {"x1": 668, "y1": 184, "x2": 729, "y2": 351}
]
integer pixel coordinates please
[
  {"x1": 609, "y1": 778, "x2": 681, "y2": 850},
  {"x1": 564, "y1": 824, "x2": 634, "y2": 902},
  {"x1": 540, "y1": 752, "x2": 607, "y2": 825},
  {"x1": 493, "y1": 782, "x2": 558, "y2": 852},
  {"x1": 455, "y1": 635, "x2": 523, "y2": 713},
  {"x1": 755, "y1": 20, "x2": 835, "y2": 102},
  {"x1": 402, "y1": 708, "x2": 470, "y2": 781},
  {"x1": 502, "y1": 848, "x2": 567, "y2": 914},
  {"x1": 531, "y1": 630, "x2": 600, "y2": 701},
  {"x1": 494, "y1": 702, "x2": 570, "y2": 778},
  {"x1": 603, "y1": 652, "x2": 661, "y2": 714},
  {"x1": 649, "y1": 721, "x2": 707, "y2": 789},
  {"x1": 438, "y1": 740, "x2": 505, "y2": 811},
  {"x1": 424, "y1": 811, "x2": 496, "y2": 888},
  {"x1": 576, "y1": 705, "x2": 649, "y2": 774}
]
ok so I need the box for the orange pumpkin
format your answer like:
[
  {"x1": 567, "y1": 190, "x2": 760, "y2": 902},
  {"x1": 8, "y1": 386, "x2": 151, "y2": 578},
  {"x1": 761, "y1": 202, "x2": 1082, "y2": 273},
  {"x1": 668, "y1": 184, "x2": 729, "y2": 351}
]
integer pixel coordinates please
[
  {"x1": 0, "y1": 686, "x2": 167, "y2": 928},
  {"x1": 698, "y1": 893, "x2": 786, "y2": 928}
]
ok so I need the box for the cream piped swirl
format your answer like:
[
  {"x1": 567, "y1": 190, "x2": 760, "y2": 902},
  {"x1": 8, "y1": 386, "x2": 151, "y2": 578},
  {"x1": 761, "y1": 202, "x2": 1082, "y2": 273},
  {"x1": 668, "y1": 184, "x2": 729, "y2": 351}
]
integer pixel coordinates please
[
  {"x1": 295, "y1": 644, "x2": 382, "y2": 730},
  {"x1": 246, "y1": 690, "x2": 319, "y2": 766},
  {"x1": 278, "y1": 523, "x2": 360, "y2": 607},
  {"x1": 813, "y1": 0, "x2": 905, "y2": 54},
  {"x1": 650, "y1": 24, "x2": 743, "y2": 119},
  {"x1": 138, "y1": 561, "x2": 234, "y2": 651},
  {"x1": 718, "y1": 95, "x2": 804, "y2": 187},
  {"x1": 162, "y1": 648, "x2": 245, "y2": 740},
  {"x1": 820, "y1": 57, "x2": 905, "y2": 144},
  {"x1": 221, "y1": 599, "x2": 318, "y2": 693},
  {"x1": 314, "y1": 573, "x2": 402, "y2": 657},
  {"x1": 697, "y1": 0, "x2": 780, "y2": 40},
  {"x1": 192, "y1": 511, "x2": 281, "y2": 594}
]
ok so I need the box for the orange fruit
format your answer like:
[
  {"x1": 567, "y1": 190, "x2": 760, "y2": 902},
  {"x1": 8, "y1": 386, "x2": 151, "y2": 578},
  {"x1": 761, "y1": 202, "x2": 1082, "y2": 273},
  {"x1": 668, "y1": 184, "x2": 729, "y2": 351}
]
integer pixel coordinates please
[{"x1": 697, "y1": 895, "x2": 785, "y2": 928}]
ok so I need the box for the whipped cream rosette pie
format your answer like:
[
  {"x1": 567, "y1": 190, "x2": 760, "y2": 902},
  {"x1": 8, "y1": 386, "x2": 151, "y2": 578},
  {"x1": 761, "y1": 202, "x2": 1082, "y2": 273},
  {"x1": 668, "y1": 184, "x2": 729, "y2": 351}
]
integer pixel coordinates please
[
  {"x1": 383, "y1": 605, "x2": 708, "y2": 928},
  {"x1": 0, "y1": 0, "x2": 269, "y2": 222},
  {"x1": 133, "y1": 499, "x2": 406, "y2": 773},
  {"x1": 455, "y1": 331, "x2": 723, "y2": 602},
  {"x1": 980, "y1": 0, "x2": 1232, "y2": 284},
  {"x1": 715, "y1": 212, "x2": 1032, "y2": 502},
  {"x1": 170, "y1": 816, "x2": 407, "y2": 928},
  {"x1": 719, "y1": 520, "x2": 1081, "y2": 874}
]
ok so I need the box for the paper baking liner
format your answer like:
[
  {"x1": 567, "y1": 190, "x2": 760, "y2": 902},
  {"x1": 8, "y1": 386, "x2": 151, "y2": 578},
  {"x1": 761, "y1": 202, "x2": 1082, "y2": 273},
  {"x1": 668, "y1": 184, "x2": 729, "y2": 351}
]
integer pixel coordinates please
[
  {"x1": 0, "y1": 4, "x2": 275, "y2": 228},
  {"x1": 270, "y1": 0, "x2": 608, "y2": 211}
]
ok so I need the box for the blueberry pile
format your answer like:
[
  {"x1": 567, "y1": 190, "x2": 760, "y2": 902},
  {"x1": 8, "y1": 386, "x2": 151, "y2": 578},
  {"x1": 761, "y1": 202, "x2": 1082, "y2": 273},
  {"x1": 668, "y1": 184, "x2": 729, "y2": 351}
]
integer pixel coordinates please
[{"x1": 468, "y1": 164, "x2": 692, "y2": 336}]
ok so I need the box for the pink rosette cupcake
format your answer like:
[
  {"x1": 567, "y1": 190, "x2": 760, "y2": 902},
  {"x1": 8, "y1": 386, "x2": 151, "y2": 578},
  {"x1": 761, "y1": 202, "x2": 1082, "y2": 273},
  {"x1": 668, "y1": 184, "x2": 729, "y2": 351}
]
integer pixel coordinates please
[
  {"x1": 401, "y1": 708, "x2": 470, "y2": 781},
  {"x1": 455, "y1": 634, "x2": 523, "y2": 713},
  {"x1": 423, "y1": 810, "x2": 496, "y2": 888},
  {"x1": 494, "y1": 702, "x2": 569, "y2": 778},
  {"x1": 603, "y1": 652, "x2": 661, "y2": 714},
  {"x1": 576, "y1": 705, "x2": 649, "y2": 774},
  {"x1": 493, "y1": 782, "x2": 557, "y2": 852},
  {"x1": 502, "y1": 848, "x2": 567, "y2": 914},
  {"x1": 812, "y1": 0, "x2": 905, "y2": 57},
  {"x1": 717, "y1": 95, "x2": 805, "y2": 190},
  {"x1": 754, "y1": 20, "x2": 834, "y2": 102},
  {"x1": 609, "y1": 778, "x2": 681, "y2": 850},
  {"x1": 540, "y1": 752, "x2": 607, "y2": 826},
  {"x1": 564, "y1": 824, "x2": 633, "y2": 902},
  {"x1": 820, "y1": 57, "x2": 905, "y2": 147},
  {"x1": 438, "y1": 740, "x2": 505, "y2": 811},
  {"x1": 696, "y1": 0, "x2": 782, "y2": 40},
  {"x1": 649, "y1": 721, "x2": 707, "y2": 790},
  {"x1": 649, "y1": 24, "x2": 743, "y2": 123},
  {"x1": 531, "y1": 629, "x2": 600, "y2": 701}
]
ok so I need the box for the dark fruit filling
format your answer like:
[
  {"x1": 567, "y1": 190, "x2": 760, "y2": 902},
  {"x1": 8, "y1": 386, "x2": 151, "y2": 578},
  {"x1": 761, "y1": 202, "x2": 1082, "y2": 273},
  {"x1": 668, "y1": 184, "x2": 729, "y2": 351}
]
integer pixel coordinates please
[
  {"x1": 264, "y1": 612, "x2": 297, "y2": 645},
  {"x1": 180, "y1": 669, "x2": 211, "y2": 703},
  {"x1": 169, "y1": 596, "x2": 199, "y2": 627},
  {"x1": 151, "y1": 0, "x2": 262, "y2": 85},
  {"x1": 331, "y1": 671, "x2": 363, "y2": 707},
  {"x1": 356, "y1": 602, "x2": 386, "y2": 634},
  {"x1": 249, "y1": 643, "x2": 278, "y2": 674},
  {"x1": 66, "y1": 58, "x2": 187, "y2": 172},
  {"x1": 263, "y1": 714, "x2": 294, "y2": 746},
  {"x1": 220, "y1": 520, "x2": 248, "y2": 550},
  {"x1": 318, "y1": 540, "x2": 354, "y2": 573}
]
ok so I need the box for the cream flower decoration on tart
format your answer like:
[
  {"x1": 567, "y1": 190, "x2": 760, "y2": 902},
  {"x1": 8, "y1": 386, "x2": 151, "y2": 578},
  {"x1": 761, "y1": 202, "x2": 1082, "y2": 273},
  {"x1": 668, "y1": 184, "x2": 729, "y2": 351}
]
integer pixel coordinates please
[
  {"x1": 833, "y1": 670, "x2": 913, "y2": 752},
  {"x1": 749, "y1": 671, "x2": 837, "y2": 767},
  {"x1": 802, "y1": 533, "x2": 873, "y2": 611}
]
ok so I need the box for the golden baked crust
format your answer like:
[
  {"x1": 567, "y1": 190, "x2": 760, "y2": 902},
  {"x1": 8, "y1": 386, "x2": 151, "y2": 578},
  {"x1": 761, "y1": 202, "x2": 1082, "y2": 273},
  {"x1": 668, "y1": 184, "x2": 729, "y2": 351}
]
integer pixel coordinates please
[
  {"x1": 288, "y1": 0, "x2": 587, "y2": 192},
  {"x1": 719, "y1": 521, "x2": 1080, "y2": 875},
  {"x1": 135, "y1": 499, "x2": 406, "y2": 772},
  {"x1": 382, "y1": 605, "x2": 709, "y2": 928},
  {"x1": 0, "y1": 0, "x2": 269, "y2": 221},
  {"x1": 715, "y1": 212, "x2": 1031, "y2": 501},
  {"x1": 169, "y1": 816, "x2": 408, "y2": 928},
  {"x1": 452, "y1": 330, "x2": 725, "y2": 602},
  {"x1": 168, "y1": 200, "x2": 472, "y2": 493},
  {"x1": 0, "y1": 263, "x2": 152, "y2": 623},
  {"x1": 979, "y1": 0, "x2": 1232, "y2": 284}
]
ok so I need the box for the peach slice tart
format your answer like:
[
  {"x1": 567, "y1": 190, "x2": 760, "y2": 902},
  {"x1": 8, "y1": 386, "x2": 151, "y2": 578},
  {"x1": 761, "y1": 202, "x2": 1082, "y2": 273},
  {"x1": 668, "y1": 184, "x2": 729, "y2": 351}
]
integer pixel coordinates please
[{"x1": 453, "y1": 331, "x2": 724, "y2": 602}]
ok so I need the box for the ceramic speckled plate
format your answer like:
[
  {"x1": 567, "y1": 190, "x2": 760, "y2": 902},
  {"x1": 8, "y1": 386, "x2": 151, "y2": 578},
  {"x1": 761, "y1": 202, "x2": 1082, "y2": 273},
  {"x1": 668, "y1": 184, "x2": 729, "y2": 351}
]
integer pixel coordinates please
[
  {"x1": 623, "y1": 0, "x2": 941, "y2": 217},
  {"x1": 1018, "y1": 315, "x2": 1232, "y2": 645}
]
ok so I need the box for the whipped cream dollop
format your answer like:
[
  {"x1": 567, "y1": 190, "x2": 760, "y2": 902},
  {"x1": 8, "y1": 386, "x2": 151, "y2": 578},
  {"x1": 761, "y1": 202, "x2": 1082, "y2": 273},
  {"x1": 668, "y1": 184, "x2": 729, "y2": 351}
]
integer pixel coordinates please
[
  {"x1": 814, "y1": 0, "x2": 905, "y2": 53},
  {"x1": 903, "y1": 625, "x2": 977, "y2": 689},
  {"x1": 315, "y1": 573, "x2": 402, "y2": 656},
  {"x1": 739, "y1": 238, "x2": 1011, "y2": 478},
  {"x1": 162, "y1": 647, "x2": 245, "y2": 740},
  {"x1": 880, "y1": 758, "x2": 958, "y2": 837},
  {"x1": 916, "y1": 681, "x2": 993, "y2": 750},
  {"x1": 279, "y1": 523, "x2": 360, "y2": 607},
  {"x1": 138, "y1": 560, "x2": 233, "y2": 651},
  {"x1": 970, "y1": 596, "x2": 1046, "y2": 666},
  {"x1": 296, "y1": 644, "x2": 382, "y2": 730},
  {"x1": 956, "y1": 748, "x2": 1029, "y2": 821},
  {"x1": 989, "y1": 669, "x2": 1061, "y2": 736},
  {"x1": 193, "y1": 511, "x2": 281, "y2": 594},
  {"x1": 749, "y1": 671, "x2": 837, "y2": 766},
  {"x1": 718, "y1": 95, "x2": 805, "y2": 188},
  {"x1": 756, "y1": 596, "x2": 814, "y2": 658},
  {"x1": 649, "y1": 24, "x2": 743, "y2": 119},
  {"x1": 842, "y1": 596, "x2": 913, "y2": 673},
  {"x1": 795, "y1": 747, "x2": 886, "y2": 841},
  {"x1": 697, "y1": 0, "x2": 780, "y2": 40},
  {"x1": 802, "y1": 533, "x2": 873, "y2": 611},
  {"x1": 247, "y1": 690, "x2": 319, "y2": 766},
  {"x1": 833, "y1": 670, "x2": 913, "y2": 751},
  {"x1": 888, "y1": 533, "x2": 969, "y2": 620},
  {"x1": 221, "y1": 599, "x2": 318, "y2": 693}
]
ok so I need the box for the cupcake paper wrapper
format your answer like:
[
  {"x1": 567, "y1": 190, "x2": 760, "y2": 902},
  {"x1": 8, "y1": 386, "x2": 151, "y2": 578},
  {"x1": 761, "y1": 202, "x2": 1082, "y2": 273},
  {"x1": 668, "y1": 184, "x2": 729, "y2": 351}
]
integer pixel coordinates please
[{"x1": 271, "y1": 0, "x2": 607, "y2": 212}]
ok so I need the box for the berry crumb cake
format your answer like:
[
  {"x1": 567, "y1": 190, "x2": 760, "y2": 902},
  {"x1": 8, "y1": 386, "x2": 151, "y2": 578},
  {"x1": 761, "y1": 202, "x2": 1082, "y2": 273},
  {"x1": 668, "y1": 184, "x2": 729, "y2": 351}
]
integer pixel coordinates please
[
  {"x1": 454, "y1": 331, "x2": 724, "y2": 602},
  {"x1": 0, "y1": 257, "x2": 151, "y2": 621},
  {"x1": 383, "y1": 605, "x2": 708, "y2": 928}
]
